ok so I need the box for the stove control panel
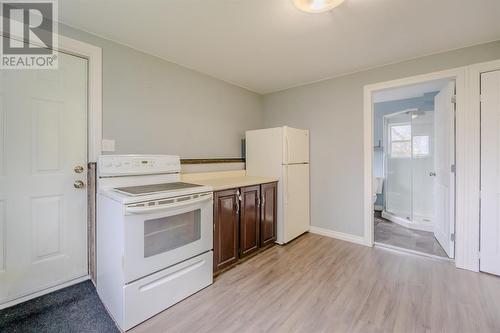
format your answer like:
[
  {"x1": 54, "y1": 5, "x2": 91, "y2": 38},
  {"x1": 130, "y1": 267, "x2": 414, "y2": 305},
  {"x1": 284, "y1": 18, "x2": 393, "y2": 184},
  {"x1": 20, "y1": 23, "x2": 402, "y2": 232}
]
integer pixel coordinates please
[{"x1": 98, "y1": 155, "x2": 181, "y2": 176}]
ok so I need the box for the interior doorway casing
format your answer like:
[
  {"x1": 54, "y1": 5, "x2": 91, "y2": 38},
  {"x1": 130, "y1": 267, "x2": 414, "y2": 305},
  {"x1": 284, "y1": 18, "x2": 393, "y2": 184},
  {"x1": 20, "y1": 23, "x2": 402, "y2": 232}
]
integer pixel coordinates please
[
  {"x1": 470, "y1": 59, "x2": 500, "y2": 273},
  {"x1": 363, "y1": 67, "x2": 477, "y2": 271}
]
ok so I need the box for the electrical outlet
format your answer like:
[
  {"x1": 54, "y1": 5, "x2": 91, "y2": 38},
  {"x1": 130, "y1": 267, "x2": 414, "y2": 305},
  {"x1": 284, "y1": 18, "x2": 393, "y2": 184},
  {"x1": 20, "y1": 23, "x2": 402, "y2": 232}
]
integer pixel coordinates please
[{"x1": 102, "y1": 139, "x2": 115, "y2": 152}]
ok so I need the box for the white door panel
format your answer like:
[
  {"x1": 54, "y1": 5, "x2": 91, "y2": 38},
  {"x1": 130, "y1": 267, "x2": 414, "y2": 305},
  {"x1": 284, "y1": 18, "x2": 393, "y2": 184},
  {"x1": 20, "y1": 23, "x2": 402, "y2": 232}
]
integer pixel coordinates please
[
  {"x1": 433, "y1": 81, "x2": 455, "y2": 258},
  {"x1": 480, "y1": 70, "x2": 500, "y2": 276},
  {"x1": 0, "y1": 40, "x2": 88, "y2": 305},
  {"x1": 283, "y1": 127, "x2": 309, "y2": 164},
  {"x1": 282, "y1": 164, "x2": 310, "y2": 243}
]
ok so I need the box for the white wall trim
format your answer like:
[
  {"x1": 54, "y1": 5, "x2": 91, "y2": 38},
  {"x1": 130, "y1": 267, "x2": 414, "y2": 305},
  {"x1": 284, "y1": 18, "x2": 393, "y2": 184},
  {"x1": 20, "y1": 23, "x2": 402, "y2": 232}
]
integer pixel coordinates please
[
  {"x1": 363, "y1": 85, "x2": 374, "y2": 246},
  {"x1": 363, "y1": 67, "x2": 475, "y2": 269},
  {"x1": 309, "y1": 226, "x2": 369, "y2": 247}
]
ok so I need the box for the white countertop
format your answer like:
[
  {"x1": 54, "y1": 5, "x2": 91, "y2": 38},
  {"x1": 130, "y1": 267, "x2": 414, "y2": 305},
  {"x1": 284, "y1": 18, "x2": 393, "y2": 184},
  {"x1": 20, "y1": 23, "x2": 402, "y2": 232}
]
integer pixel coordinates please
[{"x1": 182, "y1": 171, "x2": 277, "y2": 191}]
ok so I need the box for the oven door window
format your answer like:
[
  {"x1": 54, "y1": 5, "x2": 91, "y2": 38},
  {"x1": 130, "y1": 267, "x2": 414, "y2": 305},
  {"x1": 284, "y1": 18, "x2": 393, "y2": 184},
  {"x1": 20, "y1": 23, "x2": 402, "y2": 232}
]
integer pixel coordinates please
[{"x1": 144, "y1": 209, "x2": 201, "y2": 258}]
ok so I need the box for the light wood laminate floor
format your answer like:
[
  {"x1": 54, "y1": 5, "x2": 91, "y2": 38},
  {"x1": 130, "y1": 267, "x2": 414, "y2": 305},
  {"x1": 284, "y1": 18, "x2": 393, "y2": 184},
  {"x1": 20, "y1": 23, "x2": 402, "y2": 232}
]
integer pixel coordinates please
[{"x1": 131, "y1": 233, "x2": 500, "y2": 333}]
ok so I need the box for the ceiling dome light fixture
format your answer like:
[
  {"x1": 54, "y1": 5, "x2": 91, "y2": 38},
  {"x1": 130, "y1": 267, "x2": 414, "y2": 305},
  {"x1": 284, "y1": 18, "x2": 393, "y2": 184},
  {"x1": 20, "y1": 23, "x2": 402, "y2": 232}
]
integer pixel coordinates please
[{"x1": 293, "y1": 0, "x2": 346, "y2": 13}]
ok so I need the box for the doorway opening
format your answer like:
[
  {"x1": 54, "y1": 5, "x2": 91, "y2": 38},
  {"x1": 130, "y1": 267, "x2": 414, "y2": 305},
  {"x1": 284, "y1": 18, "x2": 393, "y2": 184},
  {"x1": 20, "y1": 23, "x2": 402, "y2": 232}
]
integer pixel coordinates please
[{"x1": 371, "y1": 79, "x2": 456, "y2": 259}]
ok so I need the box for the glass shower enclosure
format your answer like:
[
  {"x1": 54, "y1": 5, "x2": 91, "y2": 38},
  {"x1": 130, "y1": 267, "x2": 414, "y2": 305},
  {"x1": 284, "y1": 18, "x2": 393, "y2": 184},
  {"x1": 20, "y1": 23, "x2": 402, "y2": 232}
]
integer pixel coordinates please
[{"x1": 383, "y1": 109, "x2": 435, "y2": 231}]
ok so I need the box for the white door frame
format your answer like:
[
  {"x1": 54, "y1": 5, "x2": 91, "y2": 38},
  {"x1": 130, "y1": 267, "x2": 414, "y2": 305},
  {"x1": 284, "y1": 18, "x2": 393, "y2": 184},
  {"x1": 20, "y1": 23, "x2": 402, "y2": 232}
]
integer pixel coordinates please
[
  {"x1": 470, "y1": 59, "x2": 500, "y2": 273},
  {"x1": 58, "y1": 35, "x2": 103, "y2": 163},
  {"x1": 0, "y1": 32, "x2": 102, "y2": 307},
  {"x1": 363, "y1": 67, "x2": 478, "y2": 270}
]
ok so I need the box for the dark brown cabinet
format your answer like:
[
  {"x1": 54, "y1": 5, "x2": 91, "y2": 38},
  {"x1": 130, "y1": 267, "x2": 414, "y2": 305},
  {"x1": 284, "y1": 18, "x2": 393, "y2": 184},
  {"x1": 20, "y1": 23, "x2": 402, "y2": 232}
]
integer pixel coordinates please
[
  {"x1": 213, "y1": 188, "x2": 240, "y2": 271},
  {"x1": 213, "y1": 182, "x2": 277, "y2": 273},
  {"x1": 239, "y1": 185, "x2": 260, "y2": 258}
]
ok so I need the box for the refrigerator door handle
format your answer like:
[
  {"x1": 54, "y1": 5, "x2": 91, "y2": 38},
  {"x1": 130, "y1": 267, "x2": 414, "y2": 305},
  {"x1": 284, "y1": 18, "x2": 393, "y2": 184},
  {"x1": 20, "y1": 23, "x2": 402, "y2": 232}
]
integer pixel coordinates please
[{"x1": 284, "y1": 166, "x2": 288, "y2": 205}]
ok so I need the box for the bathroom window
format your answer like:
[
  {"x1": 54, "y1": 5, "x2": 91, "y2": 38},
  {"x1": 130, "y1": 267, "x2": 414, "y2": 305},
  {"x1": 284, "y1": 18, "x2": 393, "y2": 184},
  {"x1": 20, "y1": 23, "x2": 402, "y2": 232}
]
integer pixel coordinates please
[
  {"x1": 413, "y1": 135, "x2": 430, "y2": 157},
  {"x1": 389, "y1": 124, "x2": 411, "y2": 158},
  {"x1": 389, "y1": 124, "x2": 430, "y2": 158}
]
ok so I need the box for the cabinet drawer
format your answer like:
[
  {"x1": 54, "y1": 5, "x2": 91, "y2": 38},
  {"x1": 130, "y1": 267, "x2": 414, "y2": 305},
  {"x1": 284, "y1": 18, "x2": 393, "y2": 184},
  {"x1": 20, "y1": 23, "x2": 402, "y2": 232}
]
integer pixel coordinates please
[{"x1": 123, "y1": 251, "x2": 213, "y2": 330}]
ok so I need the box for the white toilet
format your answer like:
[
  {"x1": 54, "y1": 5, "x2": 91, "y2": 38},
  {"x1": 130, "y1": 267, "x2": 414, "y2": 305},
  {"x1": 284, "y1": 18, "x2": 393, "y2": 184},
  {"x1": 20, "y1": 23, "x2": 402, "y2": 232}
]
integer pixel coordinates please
[{"x1": 373, "y1": 177, "x2": 384, "y2": 204}]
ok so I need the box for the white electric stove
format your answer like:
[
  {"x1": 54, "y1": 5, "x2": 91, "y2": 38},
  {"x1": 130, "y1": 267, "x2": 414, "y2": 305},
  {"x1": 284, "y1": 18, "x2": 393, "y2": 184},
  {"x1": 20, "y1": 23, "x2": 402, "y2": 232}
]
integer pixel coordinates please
[{"x1": 97, "y1": 155, "x2": 213, "y2": 331}]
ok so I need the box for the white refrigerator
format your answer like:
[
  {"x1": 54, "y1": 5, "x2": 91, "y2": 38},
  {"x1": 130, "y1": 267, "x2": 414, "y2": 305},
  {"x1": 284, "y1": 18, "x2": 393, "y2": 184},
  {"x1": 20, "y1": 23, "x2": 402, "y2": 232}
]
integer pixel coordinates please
[{"x1": 246, "y1": 126, "x2": 310, "y2": 244}]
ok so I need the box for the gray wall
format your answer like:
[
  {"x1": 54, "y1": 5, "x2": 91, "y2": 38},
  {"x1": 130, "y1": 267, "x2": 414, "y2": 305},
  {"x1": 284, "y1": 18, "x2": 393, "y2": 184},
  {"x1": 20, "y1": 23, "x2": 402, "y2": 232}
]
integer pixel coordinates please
[
  {"x1": 59, "y1": 24, "x2": 263, "y2": 158},
  {"x1": 263, "y1": 40, "x2": 500, "y2": 237}
]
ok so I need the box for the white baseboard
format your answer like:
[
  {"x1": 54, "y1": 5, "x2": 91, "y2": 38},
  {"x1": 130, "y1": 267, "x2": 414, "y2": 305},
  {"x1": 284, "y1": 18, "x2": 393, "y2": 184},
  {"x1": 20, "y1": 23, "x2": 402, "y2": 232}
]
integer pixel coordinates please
[{"x1": 309, "y1": 226, "x2": 369, "y2": 247}]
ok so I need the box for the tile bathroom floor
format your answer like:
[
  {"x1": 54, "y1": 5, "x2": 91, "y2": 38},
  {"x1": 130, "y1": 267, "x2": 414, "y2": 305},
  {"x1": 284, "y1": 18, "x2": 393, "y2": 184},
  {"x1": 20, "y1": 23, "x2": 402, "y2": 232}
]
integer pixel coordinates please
[{"x1": 374, "y1": 212, "x2": 448, "y2": 258}]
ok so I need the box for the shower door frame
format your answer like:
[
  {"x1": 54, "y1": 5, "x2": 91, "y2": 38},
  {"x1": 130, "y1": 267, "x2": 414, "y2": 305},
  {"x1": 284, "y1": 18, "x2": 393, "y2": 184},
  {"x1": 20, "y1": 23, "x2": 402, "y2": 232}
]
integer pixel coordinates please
[
  {"x1": 384, "y1": 111, "x2": 414, "y2": 220},
  {"x1": 382, "y1": 109, "x2": 435, "y2": 232}
]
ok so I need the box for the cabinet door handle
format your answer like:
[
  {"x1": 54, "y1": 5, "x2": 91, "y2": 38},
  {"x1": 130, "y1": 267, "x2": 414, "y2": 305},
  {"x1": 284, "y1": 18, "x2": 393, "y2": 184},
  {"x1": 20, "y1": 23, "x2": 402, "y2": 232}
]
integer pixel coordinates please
[
  {"x1": 235, "y1": 198, "x2": 240, "y2": 215},
  {"x1": 257, "y1": 197, "x2": 261, "y2": 207}
]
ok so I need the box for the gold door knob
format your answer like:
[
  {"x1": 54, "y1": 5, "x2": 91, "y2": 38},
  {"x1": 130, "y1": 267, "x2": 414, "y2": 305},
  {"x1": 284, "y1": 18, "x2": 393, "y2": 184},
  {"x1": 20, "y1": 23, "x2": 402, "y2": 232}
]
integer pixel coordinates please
[
  {"x1": 74, "y1": 180, "x2": 85, "y2": 189},
  {"x1": 74, "y1": 165, "x2": 85, "y2": 173}
]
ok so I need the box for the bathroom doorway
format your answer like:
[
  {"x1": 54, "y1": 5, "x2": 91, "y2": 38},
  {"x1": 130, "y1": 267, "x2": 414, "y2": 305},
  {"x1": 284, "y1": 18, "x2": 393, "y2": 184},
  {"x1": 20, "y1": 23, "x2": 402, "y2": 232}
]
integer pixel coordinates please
[{"x1": 371, "y1": 79, "x2": 456, "y2": 259}]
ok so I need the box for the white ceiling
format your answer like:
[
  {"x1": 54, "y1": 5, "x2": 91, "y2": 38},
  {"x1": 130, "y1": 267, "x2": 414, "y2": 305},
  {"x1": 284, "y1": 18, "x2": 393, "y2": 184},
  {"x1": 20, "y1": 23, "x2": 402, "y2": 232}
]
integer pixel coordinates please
[
  {"x1": 373, "y1": 79, "x2": 450, "y2": 103},
  {"x1": 59, "y1": 0, "x2": 500, "y2": 94}
]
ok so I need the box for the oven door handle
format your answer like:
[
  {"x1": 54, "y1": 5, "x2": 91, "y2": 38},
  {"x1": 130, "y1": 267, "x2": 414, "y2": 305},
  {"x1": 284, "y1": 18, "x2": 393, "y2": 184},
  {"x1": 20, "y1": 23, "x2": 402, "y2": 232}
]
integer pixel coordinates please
[{"x1": 125, "y1": 194, "x2": 213, "y2": 214}]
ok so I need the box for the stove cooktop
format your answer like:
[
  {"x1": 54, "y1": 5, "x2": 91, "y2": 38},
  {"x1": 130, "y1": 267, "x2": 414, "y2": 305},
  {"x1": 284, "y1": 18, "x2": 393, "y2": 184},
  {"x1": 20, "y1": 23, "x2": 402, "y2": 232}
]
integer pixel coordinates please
[{"x1": 113, "y1": 182, "x2": 203, "y2": 196}]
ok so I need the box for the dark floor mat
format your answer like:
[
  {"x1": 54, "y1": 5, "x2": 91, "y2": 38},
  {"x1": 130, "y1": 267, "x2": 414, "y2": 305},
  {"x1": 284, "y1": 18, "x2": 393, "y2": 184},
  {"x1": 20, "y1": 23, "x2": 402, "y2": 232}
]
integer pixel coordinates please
[{"x1": 0, "y1": 280, "x2": 119, "y2": 333}]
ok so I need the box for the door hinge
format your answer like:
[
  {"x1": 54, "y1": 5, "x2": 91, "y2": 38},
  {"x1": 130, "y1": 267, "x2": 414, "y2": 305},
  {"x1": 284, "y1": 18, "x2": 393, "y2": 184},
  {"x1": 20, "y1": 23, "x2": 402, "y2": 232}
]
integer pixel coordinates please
[
  {"x1": 451, "y1": 95, "x2": 457, "y2": 104},
  {"x1": 451, "y1": 233, "x2": 455, "y2": 242},
  {"x1": 451, "y1": 164, "x2": 456, "y2": 173}
]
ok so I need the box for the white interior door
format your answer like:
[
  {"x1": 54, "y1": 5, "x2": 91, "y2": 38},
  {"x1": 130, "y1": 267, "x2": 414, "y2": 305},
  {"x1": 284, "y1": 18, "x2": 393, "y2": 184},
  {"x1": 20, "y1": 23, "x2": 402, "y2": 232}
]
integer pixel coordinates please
[
  {"x1": 433, "y1": 81, "x2": 455, "y2": 258},
  {"x1": 282, "y1": 164, "x2": 310, "y2": 243},
  {"x1": 480, "y1": 70, "x2": 500, "y2": 276},
  {"x1": 0, "y1": 38, "x2": 88, "y2": 306}
]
